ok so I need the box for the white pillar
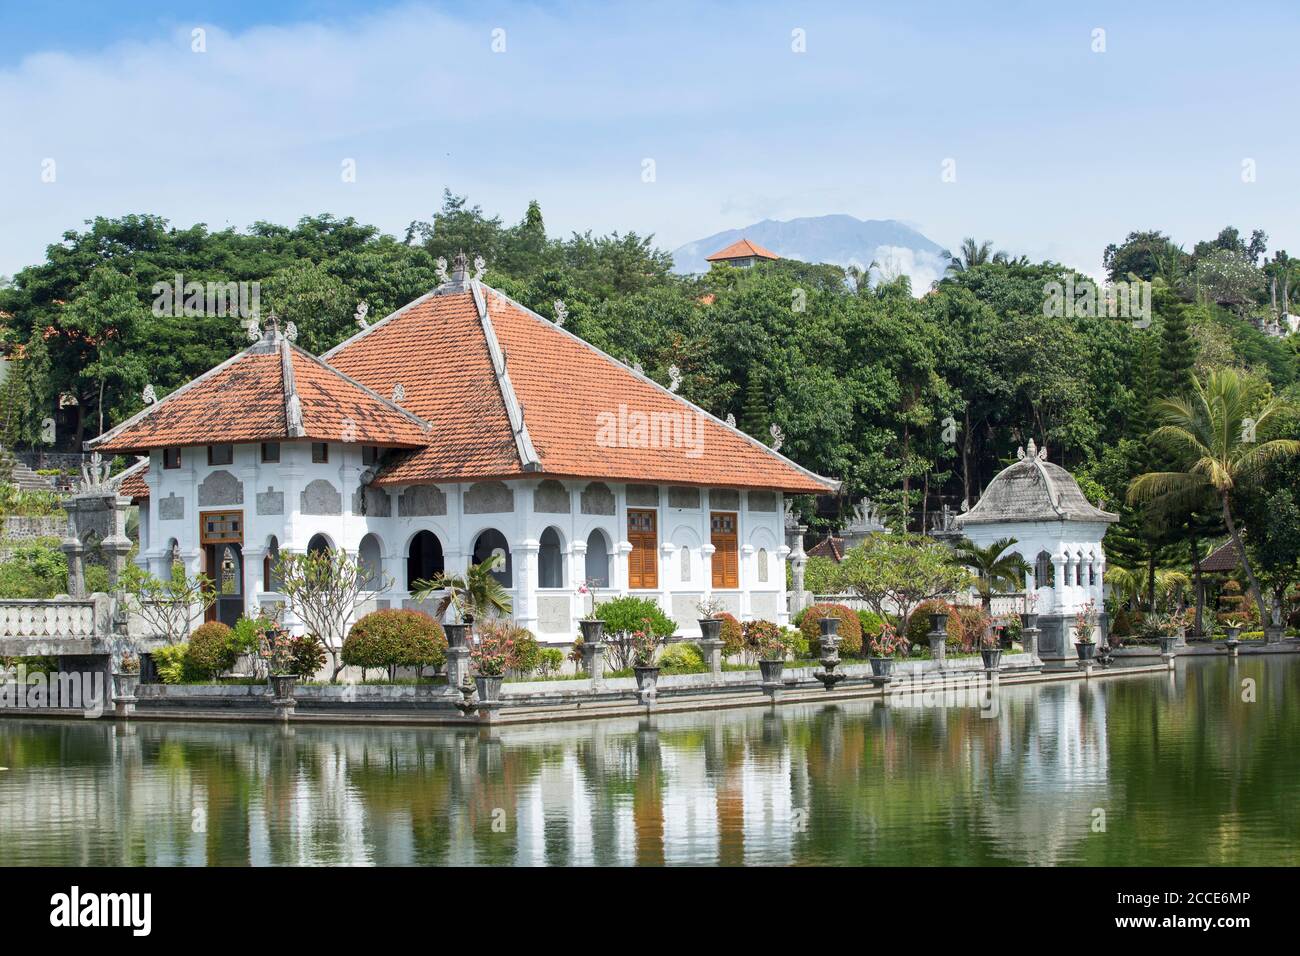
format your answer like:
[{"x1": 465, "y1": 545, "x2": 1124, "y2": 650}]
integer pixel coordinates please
[{"x1": 516, "y1": 538, "x2": 539, "y2": 632}]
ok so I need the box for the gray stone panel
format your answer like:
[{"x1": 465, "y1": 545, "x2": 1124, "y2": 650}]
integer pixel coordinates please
[
  {"x1": 159, "y1": 493, "x2": 185, "y2": 521},
  {"x1": 256, "y1": 487, "x2": 284, "y2": 516},
  {"x1": 626, "y1": 484, "x2": 659, "y2": 506},
  {"x1": 750, "y1": 592, "x2": 779, "y2": 620},
  {"x1": 537, "y1": 595, "x2": 570, "y2": 634},
  {"x1": 463, "y1": 481, "x2": 514, "y2": 514},
  {"x1": 198, "y1": 470, "x2": 243, "y2": 506},
  {"x1": 748, "y1": 491, "x2": 777, "y2": 512},
  {"x1": 534, "y1": 479, "x2": 570, "y2": 514},
  {"x1": 399, "y1": 484, "x2": 446, "y2": 517},
  {"x1": 671, "y1": 592, "x2": 704, "y2": 629},
  {"x1": 668, "y1": 486, "x2": 701, "y2": 509},
  {"x1": 354, "y1": 485, "x2": 392, "y2": 517},
  {"x1": 301, "y1": 479, "x2": 342, "y2": 516},
  {"x1": 709, "y1": 489, "x2": 739, "y2": 510},
  {"x1": 580, "y1": 482, "x2": 615, "y2": 515}
]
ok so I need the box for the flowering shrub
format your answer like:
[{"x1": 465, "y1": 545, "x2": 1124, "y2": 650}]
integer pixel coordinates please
[
  {"x1": 868, "y1": 620, "x2": 909, "y2": 658},
  {"x1": 594, "y1": 596, "x2": 676, "y2": 668},
  {"x1": 1074, "y1": 599, "x2": 1098, "y2": 644},
  {"x1": 629, "y1": 621, "x2": 662, "y2": 667},
  {"x1": 799, "y1": 603, "x2": 863, "y2": 657},
  {"x1": 471, "y1": 620, "x2": 520, "y2": 676},
  {"x1": 743, "y1": 619, "x2": 785, "y2": 660}
]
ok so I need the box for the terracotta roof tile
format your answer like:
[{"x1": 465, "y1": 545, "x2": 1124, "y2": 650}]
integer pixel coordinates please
[
  {"x1": 116, "y1": 460, "x2": 149, "y2": 500},
  {"x1": 90, "y1": 335, "x2": 428, "y2": 454},
  {"x1": 705, "y1": 238, "x2": 780, "y2": 262}
]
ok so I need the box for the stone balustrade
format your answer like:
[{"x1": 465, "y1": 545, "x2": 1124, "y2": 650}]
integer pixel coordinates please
[{"x1": 0, "y1": 595, "x2": 110, "y2": 641}]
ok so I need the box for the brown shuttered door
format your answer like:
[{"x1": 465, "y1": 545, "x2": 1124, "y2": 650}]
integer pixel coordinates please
[
  {"x1": 711, "y1": 511, "x2": 738, "y2": 589},
  {"x1": 628, "y1": 509, "x2": 658, "y2": 589}
]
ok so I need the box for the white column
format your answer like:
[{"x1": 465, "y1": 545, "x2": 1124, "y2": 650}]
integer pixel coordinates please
[
  {"x1": 1051, "y1": 553, "x2": 1066, "y2": 613},
  {"x1": 516, "y1": 538, "x2": 539, "y2": 632},
  {"x1": 242, "y1": 546, "x2": 264, "y2": 619},
  {"x1": 701, "y1": 543, "x2": 716, "y2": 599},
  {"x1": 740, "y1": 543, "x2": 755, "y2": 619},
  {"x1": 615, "y1": 541, "x2": 633, "y2": 595},
  {"x1": 777, "y1": 544, "x2": 791, "y2": 625}
]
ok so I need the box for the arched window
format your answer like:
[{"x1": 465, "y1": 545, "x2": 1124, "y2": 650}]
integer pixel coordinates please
[
  {"x1": 218, "y1": 545, "x2": 241, "y2": 596},
  {"x1": 585, "y1": 530, "x2": 610, "y2": 588},
  {"x1": 263, "y1": 536, "x2": 282, "y2": 591},
  {"x1": 538, "y1": 527, "x2": 564, "y2": 588},
  {"x1": 359, "y1": 534, "x2": 383, "y2": 590},
  {"x1": 1035, "y1": 551, "x2": 1055, "y2": 588},
  {"x1": 757, "y1": 548, "x2": 769, "y2": 583},
  {"x1": 1075, "y1": 552, "x2": 1084, "y2": 586},
  {"x1": 407, "y1": 530, "x2": 444, "y2": 590},
  {"x1": 473, "y1": 529, "x2": 513, "y2": 587},
  {"x1": 680, "y1": 545, "x2": 692, "y2": 583},
  {"x1": 1089, "y1": 556, "x2": 1097, "y2": 587},
  {"x1": 307, "y1": 534, "x2": 332, "y2": 556}
]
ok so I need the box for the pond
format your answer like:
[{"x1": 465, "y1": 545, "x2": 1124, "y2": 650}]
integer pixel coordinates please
[{"x1": 1, "y1": 656, "x2": 1296, "y2": 866}]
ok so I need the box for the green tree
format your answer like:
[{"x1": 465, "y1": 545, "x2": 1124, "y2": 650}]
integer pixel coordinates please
[
  {"x1": 952, "y1": 537, "x2": 1030, "y2": 612},
  {"x1": 1127, "y1": 369, "x2": 1300, "y2": 623}
]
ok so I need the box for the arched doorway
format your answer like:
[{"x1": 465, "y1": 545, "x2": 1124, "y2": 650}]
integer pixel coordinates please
[
  {"x1": 472, "y1": 529, "x2": 512, "y2": 587},
  {"x1": 307, "y1": 534, "x2": 332, "y2": 556},
  {"x1": 407, "y1": 530, "x2": 444, "y2": 590},
  {"x1": 585, "y1": 529, "x2": 610, "y2": 588},
  {"x1": 358, "y1": 534, "x2": 383, "y2": 590},
  {"x1": 538, "y1": 527, "x2": 564, "y2": 588}
]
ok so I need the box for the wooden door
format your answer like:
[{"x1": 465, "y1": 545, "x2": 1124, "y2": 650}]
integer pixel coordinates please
[
  {"x1": 711, "y1": 511, "x2": 738, "y2": 589},
  {"x1": 627, "y1": 509, "x2": 658, "y2": 589}
]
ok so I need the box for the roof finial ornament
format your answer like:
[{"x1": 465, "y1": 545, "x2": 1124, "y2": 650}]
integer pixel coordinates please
[
  {"x1": 725, "y1": 412, "x2": 736, "y2": 428},
  {"x1": 632, "y1": 360, "x2": 644, "y2": 376},
  {"x1": 451, "y1": 251, "x2": 468, "y2": 284},
  {"x1": 246, "y1": 317, "x2": 262, "y2": 342},
  {"x1": 1024, "y1": 437, "x2": 1038, "y2": 461},
  {"x1": 354, "y1": 301, "x2": 369, "y2": 329},
  {"x1": 392, "y1": 383, "x2": 405, "y2": 403},
  {"x1": 267, "y1": 311, "x2": 280, "y2": 339},
  {"x1": 284, "y1": 321, "x2": 298, "y2": 343},
  {"x1": 770, "y1": 423, "x2": 785, "y2": 451},
  {"x1": 435, "y1": 257, "x2": 449, "y2": 284},
  {"x1": 473, "y1": 255, "x2": 486, "y2": 282},
  {"x1": 553, "y1": 299, "x2": 567, "y2": 327},
  {"x1": 142, "y1": 384, "x2": 158, "y2": 406},
  {"x1": 668, "y1": 364, "x2": 681, "y2": 393}
]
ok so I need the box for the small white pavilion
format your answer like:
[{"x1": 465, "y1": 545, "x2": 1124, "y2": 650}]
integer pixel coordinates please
[{"x1": 955, "y1": 440, "x2": 1118, "y2": 660}]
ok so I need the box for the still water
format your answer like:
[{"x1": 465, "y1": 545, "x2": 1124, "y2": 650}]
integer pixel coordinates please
[{"x1": 1, "y1": 657, "x2": 1296, "y2": 866}]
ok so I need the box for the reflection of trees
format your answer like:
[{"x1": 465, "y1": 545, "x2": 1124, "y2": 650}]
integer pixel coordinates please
[{"x1": 1, "y1": 658, "x2": 1296, "y2": 865}]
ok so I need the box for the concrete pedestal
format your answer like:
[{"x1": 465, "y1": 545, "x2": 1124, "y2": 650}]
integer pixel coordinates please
[
  {"x1": 580, "y1": 641, "x2": 606, "y2": 691},
  {"x1": 697, "y1": 638, "x2": 724, "y2": 680},
  {"x1": 445, "y1": 646, "x2": 471, "y2": 696}
]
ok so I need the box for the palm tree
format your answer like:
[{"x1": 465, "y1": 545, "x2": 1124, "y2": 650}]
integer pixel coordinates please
[
  {"x1": 411, "y1": 553, "x2": 513, "y2": 624},
  {"x1": 1104, "y1": 565, "x2": 1141, "y2": 608},
  {"x1": 952, "y1": 537, "x2": 1031, "y2": 612},
  {"x1": 1127, "y1": 369, "x2": 1300, "y2": 623},
  {"x1": 944, "y1": 238, "x2": 1007, "y2": 275}
]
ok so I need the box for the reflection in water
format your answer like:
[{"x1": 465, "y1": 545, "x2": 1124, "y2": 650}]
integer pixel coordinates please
[{"x1": 1, "y1": 657, "x2": 1297, "y2": 866}]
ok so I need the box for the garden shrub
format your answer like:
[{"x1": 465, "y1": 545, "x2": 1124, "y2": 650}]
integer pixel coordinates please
[
  {"x1": 288, "y1": 634, "x2": 328, "y2": 678},
  {"x1": 1111, "y1": 607, "x2": 1132, "y2": 637},
  {"x1": 0, "y1": 542, "x2": 67, "y2": 599},
  {"x1": 799, "y1": 603, "x2": 863, "y2": 657},
  {"x1": 510, "y1": 628, "x2": 542, "y2": 676},
  {"x1": 594, "y1": 595, "x2": 677, "y2": 669},
  {"x1": 185, "y1": 622, "x2": 237, "y2": 679},
  {"x1": 342, "y1": 609, "x2": 447, "y2": 678},
  {"x1": 857, "y1": 610, "x2": 886, "y2": 641},
  {"x1": 153, "y1": 643, "x2": 191, "y2": 684},
  {"x1": 537, "y1": 647, "x2": 565, "y2": 677},
  {"x1": 904, "y1": 599, "x2": 961, "y2": 647},
  {"x1": 715, "y1": 612, "x2": 743, "y2": 656},
  {"x1": 783, "y1": 626, "x2": 810, "y2": 659},
  {"x1": 659, "y1": 642, "x2": 705, "y2": 673},
  {"x1": 951, "y1": 606, "x2": 991, "y2": 651},
  {"x1": 742, "y1": 618, "x2": 783, "y2": 659}
]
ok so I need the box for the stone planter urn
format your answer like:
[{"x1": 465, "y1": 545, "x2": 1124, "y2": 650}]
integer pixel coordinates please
[
  {"x1": 930, "y1": 611, "x2": 949, "y2": 634},
  {"x1": 443, "y1": 623, "x2": 470, "y2": 649},
  {"x1": 869, "y1": 657, "x2": 895, "y2": 679},
  {"x1": 579, "y1": 619, "x2": 606, "y2": 642},
  {"x1": 270, "y1": 674, "x2": 297, "y2": 701},
  {"x1": 1264, "y1": 624, "x2": 1285, "y2": 645},
  {"x1": 474, "y1": 674, "x2": 504, "y2": 704},
  {"x1": 980, "y1": 648, "x2": 1002, "y2": 670},
  {"x1": 759, "y1": 659, "x2": 785, "y2": 686},
  {"x1": 1075, "y1": 642, "x2": 1097, "y2": 662},
  {"x1": 633, "y1": 665, "x2": 660, "y2": 699},
  {"x1": 697, "y1": 618, "x2": 722, "y2": 642},
  {"x1": 112, "y1": 672, "x2": 139, "y2": 700},
  {"x1": 1020, "y1": 612, "x2": 1039, "y2": 632},
  {"x1": 1157, "y1": 635, "x2": 1178, "y2": 655}
]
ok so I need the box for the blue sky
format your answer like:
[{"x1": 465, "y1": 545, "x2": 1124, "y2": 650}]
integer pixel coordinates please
[{"x1": 2, "y1": 0, "x2": 1298, "y2": 282}]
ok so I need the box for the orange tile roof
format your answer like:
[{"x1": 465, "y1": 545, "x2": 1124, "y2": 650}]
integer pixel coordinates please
[
  {"x1": 327, "y1": 281, "x2": 837, "y2": 494},
  {"x1": 116, "y1": 460, "x2": 149, "y2": 500},
  {"x1": 89, "y1": 333, "x2": 429, "y2": 454},
  {"x1": 705, "y1": 238, "x2": 780, "y2": 262}
]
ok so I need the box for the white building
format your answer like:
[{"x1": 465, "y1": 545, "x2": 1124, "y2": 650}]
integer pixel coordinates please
[
  {"x1": 99, "y1": 257, "x2": 837, "y2": 643},
  {"x1": 954, "y1": 440, "x2": 1117, "y2": 660}
]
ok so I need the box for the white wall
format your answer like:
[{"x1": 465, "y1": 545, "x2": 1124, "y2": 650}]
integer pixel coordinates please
[{"x1": 142, "y1": 439, "x2": 792, "y2": 643}]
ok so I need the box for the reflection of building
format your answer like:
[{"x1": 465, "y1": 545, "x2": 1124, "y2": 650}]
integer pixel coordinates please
[
  {"x1": 956, "y1": 440, "x2": 1117, "y2": 660},
  {"x1": 98, "y1": 255, "x2": 836, "y2": 640}
]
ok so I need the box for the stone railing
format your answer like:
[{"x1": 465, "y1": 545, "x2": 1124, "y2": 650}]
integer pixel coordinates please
[{"x1": 0, "y1": 595, "x2": 110, "y2": 641}]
